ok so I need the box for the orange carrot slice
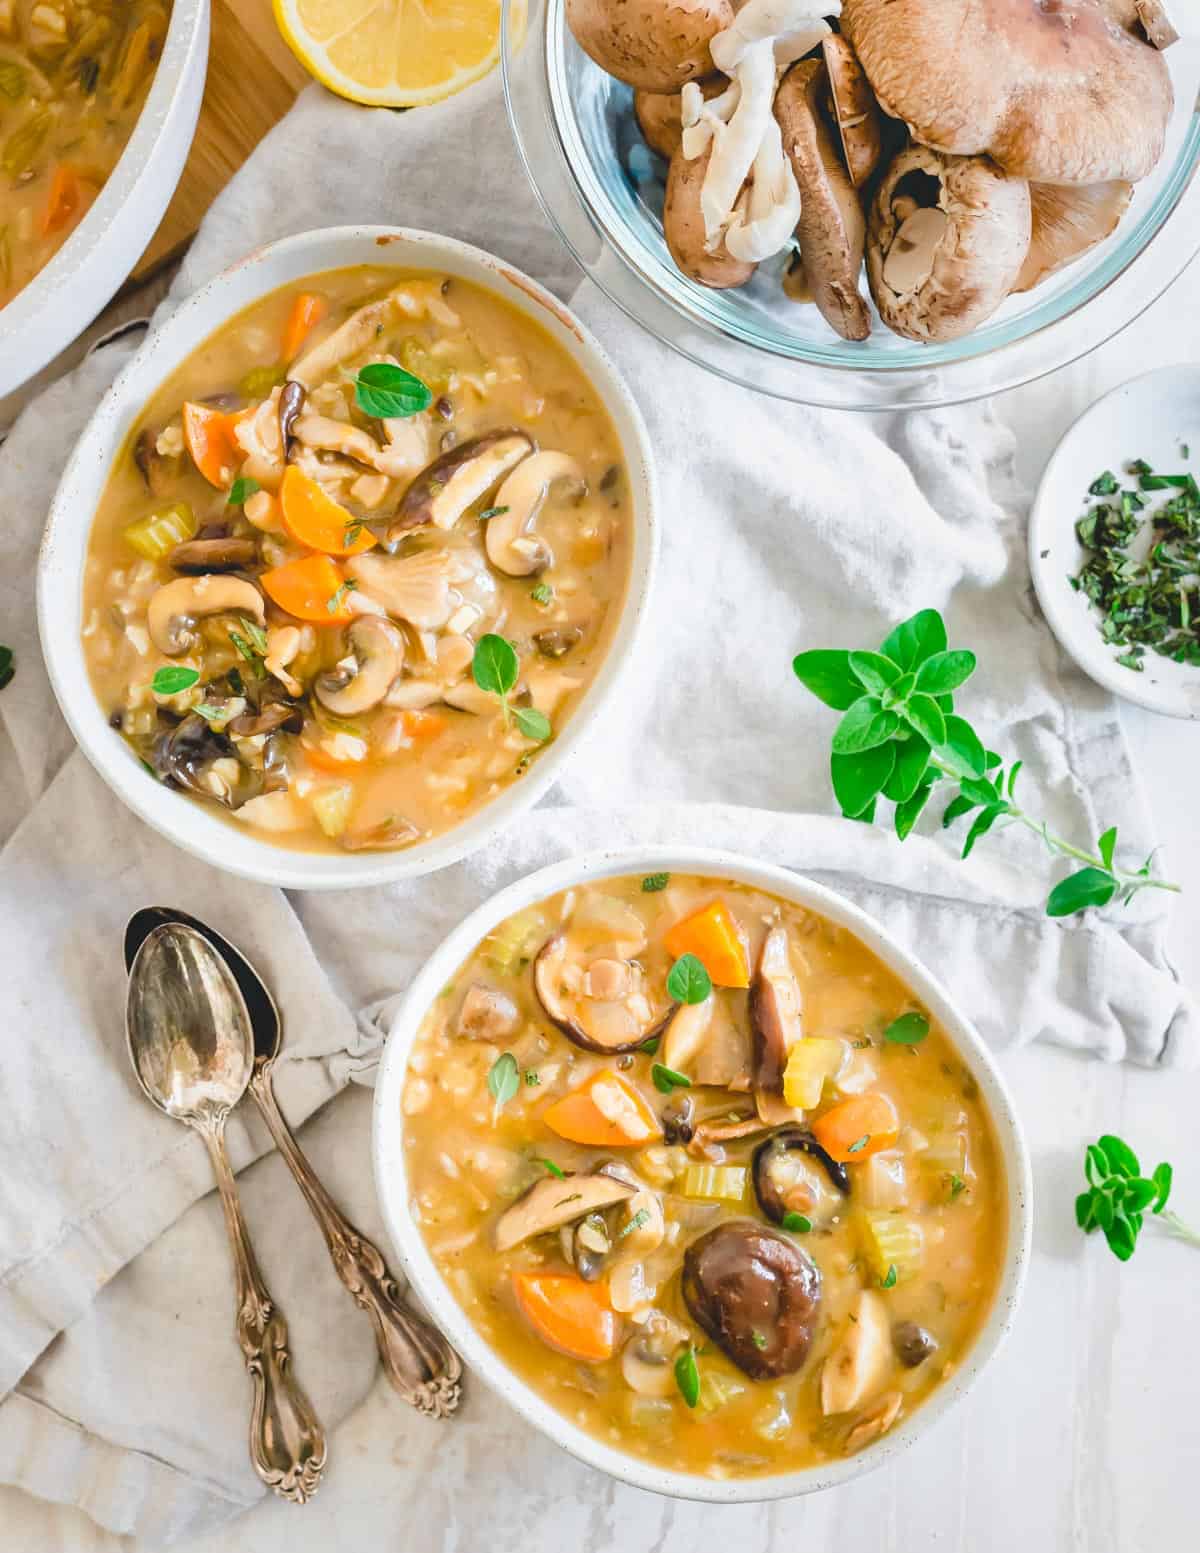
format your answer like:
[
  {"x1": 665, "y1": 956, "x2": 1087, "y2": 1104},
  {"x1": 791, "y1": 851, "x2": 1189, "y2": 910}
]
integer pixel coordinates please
[
  {"x1": 40, "y1": 164, "x2": 80, "y2": 235},
  {"x1": 279, "y1": 466, "x2": 376, "y2": 556},
  {"x1": 281, "y1": 292, "x2": 327, "y2": 361},
  {"x1": 261, "y1": 554, "x2": 353, "y2": 623},
  {"x1": 182, "y1": 402, "x2": 245, "y2": 488},
  {"x1": 512, "y1": 1273, "x2": 616, "y2": 1362},
  {"x1": 663, "y1": 900, "x2": 750, "y2": 988},
  {"x1": 400, "y1": 708, "x2": 447, "y2": 741},
  {"x1": 811, "y1": 1092, "x2": 900, "y2": 1163},
  {"x1": 543, "y1": 1069, "x2": 660, "y2": 1148}
]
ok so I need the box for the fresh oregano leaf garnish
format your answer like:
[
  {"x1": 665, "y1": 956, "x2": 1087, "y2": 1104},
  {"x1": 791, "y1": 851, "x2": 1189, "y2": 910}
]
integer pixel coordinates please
[
  {"x1": 880, "y1": 1263, "x2": 898, "y2": 1289},
  {"x1": 151, "y1": 665, "x2": 199, "y2": 696},
  {"x1": 793, "y1": 606, "x2": 1179, "y2": 919},
  {"x1": 513, "y1": 706, "x2": 552, "y2": 743},
  {"x1": 353, "y1": 361, "x2": 432, "y2": 420},
  {"x1": 472, "y1": 633, "x2": 553, "y2": 745},
  {"x1": 674, "y1": 1345, "x2": 701, "y2": 1408},
  {"x1": 534, "y1": 1157, "x2": 565, "y2": 1180},
  {"x1": 883, "y1": 1012, "x2": 929, "y2": 1046},
  {"x1": 326, "y1": 579, "x2": 358, "y2": 615},
  {"x1": 641, "y1": 872, "x2": 670, "y2": 892},
  {"x1": 487, "y1": 1052, "x2": 520, "y2": 1119},
  {"x1": 666, "y1": 953, "x2": 712, "y2": 1005},
  {"x1": 651, "y1": 1063, "x2": 692, "y2": 1094},
  {"x1": 1076, "y1": 1133, "x2": 1199, "y2": 1260},
  {"x1": 781, "y1": 1211, "x2": 812, "y2": 1233},
  {"x1": 227, "y1": 476, "x2": 260, "y2": 506}
]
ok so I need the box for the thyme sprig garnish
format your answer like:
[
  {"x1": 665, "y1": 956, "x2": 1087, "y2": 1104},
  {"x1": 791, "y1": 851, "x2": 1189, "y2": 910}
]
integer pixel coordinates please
[{"x1": 793, "y1": 607, "x2": 1179, "y2": 919}]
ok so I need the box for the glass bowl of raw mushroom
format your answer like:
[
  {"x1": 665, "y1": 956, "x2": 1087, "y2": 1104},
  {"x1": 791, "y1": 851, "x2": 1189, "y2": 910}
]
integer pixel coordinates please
[{"x1": 502, "y1": 0, "x2": 1200, "y2": 409}]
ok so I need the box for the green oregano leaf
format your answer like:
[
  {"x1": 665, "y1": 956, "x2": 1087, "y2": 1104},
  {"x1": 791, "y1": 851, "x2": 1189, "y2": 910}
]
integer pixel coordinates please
[
  {"x1": 914, "y1": 649, "x2": 976, "y2": 696},
  {"x1": 666, "y1": 954, "x2": 712, "y2": 1005},
  {"x1": 1097, "y1": 826, "x2": 1118, "y2": 872},
  {"x1": 487, "y1": 1052, "x2": 520, "y2": 1116},
  {"x1": 878, "y1": 608, "x2": 947, "y2": 671},
  {"x1": 473, "y1": 633, "x2": 520, "y2": 697},
  {"x1": 792, "y1": 649, "x2": 864, "y2": 710},
  {"x1": 848, "y1": 650, "x2": 900, "y2": 695},
  {"x1": 513, "y1": 706, "x2": 552, "y2": 743},
  {"x1": 151, "y1": 665, "x2": 200, "y2": 696},
  {"x1": 901, "y1": 693, "x2": 946, "y2": 748},
  {"x1": 884, "y1": 1012, "x2": 929, "y2": 1045},
  {"x1": 831, "y1": 744, "x2": 895, "y2": 818},
  {"x1": 353, "y1": 361, "x2": 432, "y2": 419},
  {"x1": 674, "y1": 1346, "x2": 700, "y2": 1408},
  {"x1": 832, "y1": 697, "x2": 900, "y2": 754},
  {"x1": 1046, "y1": 867, "x2": 1118, "y2": 918}
]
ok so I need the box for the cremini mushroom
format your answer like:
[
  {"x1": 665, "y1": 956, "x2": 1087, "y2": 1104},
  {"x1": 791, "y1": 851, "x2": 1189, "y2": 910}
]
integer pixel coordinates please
[
  {"x1": 314, "y1": 616, "x2": 405, "y2": 716},
  {"x1": 493, "y1": 1172, "x2": 635, "y2": 1253},
  {"x1": 842, "y1": 0, "x2": 1174, "y2": 185},
  {"x1": 387, "y1": 430, "x2": 534, "y2": 542},
  {"x1": 621, "y1": 1328, "x2": 683, "y2": 1397},
  {"x1": 168, "y1": 536, "x2": 259, "y2": 573},
  {"x1": 485, "y1": 451, "x2": 586, "y2": 577},
  {"x1": 664, "y1": 144, "x2": 757, "y2": 289},
  {"x1": 1014, "y1": 181, "x2": 1133, "y2": 293},
  {"x1": 565, "y1": 0, "x2": 735, "y2": 91},
  {"x1": 533, "y1": 933, "x2": 670, "y2": 1053},
  {"x1": 775, "y1": 59, "x2": 871, "y2": 341},
  {"x1": 820, "y1": 1287, "x2": 891, "y2": 1414},
  {"x1": 146, "y1": 575, "x2": 265, "y2": 656},
  {"x1": 821, "y1": 32, "x2": 882, "y2": 188},
  {"x1": 866, "y1": 145, "x2": 1031, "y2": 343}
]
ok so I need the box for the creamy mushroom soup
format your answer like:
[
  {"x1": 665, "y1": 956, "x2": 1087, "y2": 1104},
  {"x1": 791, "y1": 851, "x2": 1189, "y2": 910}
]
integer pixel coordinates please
[
  {"x1": 81, "y1": 267, "x2": 632, "y2": 854},
  {"x1": 1, "y1": 0, "x2": 171, "y2": 308},
  {"x1": 403, "y1": 873, "x2": 1006, "y2": 1478}
]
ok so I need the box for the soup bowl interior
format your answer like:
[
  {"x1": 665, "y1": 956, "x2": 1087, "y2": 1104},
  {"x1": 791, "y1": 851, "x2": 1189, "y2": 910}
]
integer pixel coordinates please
[
  {"x1": 37, "y1": 227, "x2": 656, "y2": 889},
  {"x1": 372, "y1": 845, "x2": 1032, "y2": 1501},
  {"x1": 0, "y1": 0, "x2": 210, "y2": 399},
  {"x1": 502, "y1": 0, "x2": 1200, "y2": 409}
]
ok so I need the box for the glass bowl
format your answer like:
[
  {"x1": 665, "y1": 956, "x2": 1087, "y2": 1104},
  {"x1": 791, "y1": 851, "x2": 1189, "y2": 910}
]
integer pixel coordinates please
[{"x1": 502, "y1": 0, "x2": 1200, "y2": 410}]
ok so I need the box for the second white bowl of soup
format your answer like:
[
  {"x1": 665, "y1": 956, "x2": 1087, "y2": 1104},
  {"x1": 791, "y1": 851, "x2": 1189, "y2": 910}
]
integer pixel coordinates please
[
  {"x1": 373, "y1": 848, "x2": 1032, "y2": 1501},
  {"x1": 39, "y1": 227, "x2": 655, "y2": 887}
]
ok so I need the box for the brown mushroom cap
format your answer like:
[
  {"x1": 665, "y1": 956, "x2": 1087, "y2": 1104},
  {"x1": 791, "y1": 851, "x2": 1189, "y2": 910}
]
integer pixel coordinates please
[
  {"x1": 663, "y1": 143, "x2": 757, "y2": 290},
  {"x1": 774, "y1": 60, "x2": 871, "y2": 343},
  {"x1": 533, "y1": 933, "x2": 671, "y2": 1053},
  {"x1": 842, "y1": 0, "x2": 1174, "y2": 185},
  {"x1": 821, "y1": 33, "x2": 883, "y2": 190},
  {"x1": 866, "y1": 144, "x2": 1032, "y2": 343},
  {"x1": 634, "y1": 75, "x2": 726, "y2": 160},
  {"x1": 567, "y1": 0, "x2": 734, "y2": 92},
  {"x1": 387, "y1": 430, "x2": 533, "y2": 542},
  {"x1": 1015, "y1": 180, "x2": 1133, "y2": 292}
]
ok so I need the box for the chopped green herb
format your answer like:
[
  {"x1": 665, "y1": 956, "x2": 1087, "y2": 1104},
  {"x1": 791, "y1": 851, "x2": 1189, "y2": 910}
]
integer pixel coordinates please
[
  {"x1": 151, "y1": 665, "x2": 199, "y2": 696},
  {"x1": 651, "y1": 1063, "x2": 692, "y2": 1094},
  {"x1": 353, "y1": 362, "x2": 432, "y2": 420},
  {"x1": 948, "y1": 1173, "x2": 968, "y2": 1199},
  {"x1": 326, "y1": 579, "x2": 358, "y2": 615},
  {"x1": 618, "y1": 1208, "x2": 651, "y2": 1241},
  {"x1": 534, "y1": 1157, "x2": 565, "y2": 1179},
  {"x1": 883, "y1": 1011, "x2": 930, "y2": 1046},
  {"x1": 227, "y1": 476, "x2": 261, "y2": 507},
  {"x1": 846, "y1": 1134, "x2": 870, "y2": 1154},
  {"x1": 781, "y1": 1212, "x2": 812, "y2": 1233},
  {"x1": 524, "y1": 1070, "x2": 541, "y2": 1087},
  {"x1": 487, "y1": 1052, "x2": 520, "y2": 1117},
  {"x1": 531, "y1": 582, "x2": 554, "y2": 606},
  {"x1": 880, "y1": 1263, "x2": 898, "y2": 1289},
  {"x1": 667, "y1": 953, "x2": 712, "y2": 1005},
  {"x1": 343, "y1": 520, "x2": 365, "y2": 548},
  {"x1": 641, "y1": 872, "x2": 670, "y2": 892},
  {"x1": 750, "y1": 1331, "x2": 768, "y2": 1350},
  {"x1": 237, "y1": 616, "x2": 268, "y2": 656},
  {"x1": 639, "y1": 1036, "x2": 661, "y2": 1056},
  {"x1": 674, "y1": 1346, "x2": 701, "y2": 1407},
  {"x1": 478, "y1": 505, "x2": 510, "y2": 522},
  {"x1": 0, "y1": 644, "x2": 15, "y2": 690},
  {"x1": 191, "y1": 703, "x2": 227, "y2": 725}
]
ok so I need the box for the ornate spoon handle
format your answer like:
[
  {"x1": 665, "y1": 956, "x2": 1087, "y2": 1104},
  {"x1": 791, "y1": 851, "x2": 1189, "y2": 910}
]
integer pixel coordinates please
[
  {"x1": 249, "y1": 1069, "x2": 463, "y2": 1418},
  {"x1": 201, "y1": 1122, "x2": 328, "y2": 1501}
]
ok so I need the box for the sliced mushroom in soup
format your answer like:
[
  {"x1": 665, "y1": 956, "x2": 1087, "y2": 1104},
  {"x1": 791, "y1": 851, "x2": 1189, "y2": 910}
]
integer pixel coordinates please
[
  {"x1": 80, "y1": 266, "x2": 632, "y2": 852},
  {"x1": 402, "y1": 872, "x2": 1007, "y2": 1479}
]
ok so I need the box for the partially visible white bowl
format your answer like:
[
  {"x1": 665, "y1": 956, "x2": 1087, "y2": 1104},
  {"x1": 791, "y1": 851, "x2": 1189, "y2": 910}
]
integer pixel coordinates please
[
  {"x1": 372, "y1": 845, "x2": 1032, "y2": 1503},
  {"x1": 38, "y1": 226, "x2": 657, "y2": 889},
  {"x1": 1029, "y1": 364, "x2": 1200, "y2": 720},
  {"x1": 0, "y1": 0, "x2": 210, "y2": 398}
]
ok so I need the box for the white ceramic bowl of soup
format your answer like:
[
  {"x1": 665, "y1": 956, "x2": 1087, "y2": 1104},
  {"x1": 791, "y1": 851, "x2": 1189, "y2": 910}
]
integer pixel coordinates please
[
  {"x1": 38, "y1": 226, "x2": 657, "y2": 888},
  {"x1": 372, "y1": 845, "x2": 1032, "y2": 1502},
  {"x1": 0, "y1": 0, "x2": 209, "y2": 398}
]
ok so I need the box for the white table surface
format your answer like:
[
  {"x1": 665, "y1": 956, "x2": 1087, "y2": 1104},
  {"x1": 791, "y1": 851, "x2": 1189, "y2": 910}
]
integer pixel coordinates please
[{"x1": 4, "y1": 257, "x2": 1198, "y2": 1553}]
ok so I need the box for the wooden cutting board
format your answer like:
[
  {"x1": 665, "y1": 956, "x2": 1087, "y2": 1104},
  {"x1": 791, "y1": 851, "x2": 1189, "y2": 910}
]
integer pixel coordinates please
[{"x1": 131, "y1": 0, "x2": 311, "y2": 281}]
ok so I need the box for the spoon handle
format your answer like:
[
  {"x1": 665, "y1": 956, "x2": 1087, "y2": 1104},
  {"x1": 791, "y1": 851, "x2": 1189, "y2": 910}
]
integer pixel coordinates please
[
  {"x1": 201, "y1": 1123, "x2": 328, "y2": 1500},
  {"x1": 249, "y1": 1069, "x2": 463, "y2": 1418}
]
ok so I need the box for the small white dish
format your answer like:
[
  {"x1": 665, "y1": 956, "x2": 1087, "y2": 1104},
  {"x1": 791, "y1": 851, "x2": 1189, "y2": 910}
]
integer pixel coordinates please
[
  {"x1": 0, "y1": 0, "x2": 209, "y2": 397},
  {"x1": 37, "y1": 226, "x2": 658, "y2": 889},
  {"x1": 1029, "y1": 364, "x2": 1200, "y2": 720},
  {"x1": 372, "y1": 845, "x2": 1033, "y2": 1503}
]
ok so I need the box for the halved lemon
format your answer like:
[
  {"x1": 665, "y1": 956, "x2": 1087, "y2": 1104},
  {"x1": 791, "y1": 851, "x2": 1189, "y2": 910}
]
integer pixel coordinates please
[{"x1": 273, "y1": 0, "x2": 522, "y2": 109}]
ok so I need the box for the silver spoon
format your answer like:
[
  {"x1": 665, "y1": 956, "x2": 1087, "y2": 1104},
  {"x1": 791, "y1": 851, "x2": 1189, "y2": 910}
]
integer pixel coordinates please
[
  {"x1": 125, "y1": 907, "x2": 463, "y2": 1418},
  {"x1": 126, "y1": 923, "x2": 327, "y2": 1501}
]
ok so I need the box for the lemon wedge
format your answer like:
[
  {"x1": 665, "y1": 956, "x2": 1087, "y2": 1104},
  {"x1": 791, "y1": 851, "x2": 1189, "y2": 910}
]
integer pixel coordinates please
[{"x1": 273, "y1": 0, "x2": 521, "y2": 108}]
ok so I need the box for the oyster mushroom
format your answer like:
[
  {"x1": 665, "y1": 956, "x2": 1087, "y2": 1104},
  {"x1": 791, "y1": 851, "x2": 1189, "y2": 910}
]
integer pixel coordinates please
[
  {"x1": 146, "y1": 575, "x2": 266, "y2": 656},
  {"x1": 749, "y1": 925, "x2": 803, "y2": 1094},
  {"x1": 345, "y1": 549, "x2": 459, "y2": 630},
  {"x1": 485, "y1": 451, "x2": 586, "y2": 577},
  {"x1": 1014, "y1": 180, "x2": 1133, "y2": 293},
  {"x1": 866, "y1": 145, "x2": 1031, "y2": 343},
  {"x1": 565, "y1": 0, "x2": 734, "y2": 91},
  {"x1": 534, "y1": 933, "x2": 670, "y2": 1053},
  {"x1": 821, "y1": 32, "x2": 882, "y2": 188},
  {"x1": 340, "y1": 815, "x2": 421, "y2": 851},
  {"x1": 820, "y1": 1287, "x2": 890, "y2": 1414},
  {"x1": 168, "y1": 536, "x2": 259, "y2": 573},
  {"x1": 314, "y1": 616, "x2": 405, "y2": 716},
  {"x1": 493, "y1": 1172, "x2": 635, "y2": 1253},
  {"x1": 387, "y1": 430, "x2": 534, "y2": 541},
  {"x1": 844, "y1": 1389, "x2": 903, "y2": 1452},
  {"x1": 664, "y1": 144, "x2": 757, "y2": 288},
  {"x1": 682, "y1": 1220, "x2": 822, "y2": 1380},
  {"x1": 841, "y1": 0, "x2": 1173, "y2": 185},
  {"x1": 635, "y1": 76, "x2": 726, "y2": 158},
  {"x1": 753, "y1": 1127, "x2": 850, "y2": 1223},
  {"x1": 775, "y1": 59, "x2": 871, "y2": 341},
  {"x1": 288, "y1": 298, "x2": 391, "y2": 385}
]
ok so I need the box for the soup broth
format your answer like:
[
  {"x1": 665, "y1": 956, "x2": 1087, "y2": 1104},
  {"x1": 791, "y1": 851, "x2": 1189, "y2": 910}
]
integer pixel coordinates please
[
  {"x1": 82, "y1": 265, "x2": 632, "y2": 854},
  {"x1": 403, "y1": 873, "x2": 1006, "y2": 1478},
  {"x1": 0, "y1": 0, "x2": 170, "y2": 307}
]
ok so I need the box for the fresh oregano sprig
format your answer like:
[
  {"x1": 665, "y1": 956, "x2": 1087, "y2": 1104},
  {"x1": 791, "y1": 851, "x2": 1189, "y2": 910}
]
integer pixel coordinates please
[
  {"x1": 792, "y1": 607, "x2": 1179, "y2": 919},
  {"x1": 1076, "y1": 1134, "x2": 1199, "y2": 1261},
  {"x1": 472, "y1": 633, "x2": 552, "y2": 744}
]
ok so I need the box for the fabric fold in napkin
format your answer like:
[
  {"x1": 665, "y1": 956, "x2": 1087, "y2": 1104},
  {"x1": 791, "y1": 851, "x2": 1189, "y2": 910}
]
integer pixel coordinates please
[{"x1": 0, "y1": 70, "x2": 1194, "y2": 1547}]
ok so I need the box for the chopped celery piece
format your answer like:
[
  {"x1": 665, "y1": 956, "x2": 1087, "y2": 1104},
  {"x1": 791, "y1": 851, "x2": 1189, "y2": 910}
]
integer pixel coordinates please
[
  {"x1": 697, "y1": 1370, "x2": 747, "y2": 1415},
  {"x1": 3, "y1": 109, "x2": 49, "y2": 177},
  {"x1": 681, "y1": 1163, "x2": 748, "y2": 1203},
  {"x1": 122, "y1": 501, "x2": 196, "y2": 560},
  {"x1": 921, "y1": 1130, "x2": 967, "y2": 1179},
  {"x1": 624, "y1": 1395, "x2": 673, "y2": 1436},
  {"x1": 860, "y1": 1152, "x2": 909, "y2": 1212},
  {"x1": 311, "y1": 784, "x2": 354, "y2": 839},
  {"x1": 860, "y1": 1209, "x2": 923, "y2": 1283},
  {"x1": 483, "y1": 909, "x2": 547, "y2": 975},
  {"x1": 239, "y1": 363, "x2": 286, "y2": 400},
  {"x1": 782, "y1": 1038, "x2": 845, "y2": 1110},
  {"x1": 752, "y1": 1394, "x2": 792, "y2": 1441}
]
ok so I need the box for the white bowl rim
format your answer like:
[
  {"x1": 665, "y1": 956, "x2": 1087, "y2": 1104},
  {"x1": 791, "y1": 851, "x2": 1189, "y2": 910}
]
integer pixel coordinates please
[
  {"x1": 1028, "y1": 361, "x2": 1200, "y2": 721},
  {"x1": 37, "y1": 224, "x2": 658, "y2": 890},
  {"x1": 372, "y1": 843, "x2": 1033, "y2": 1503},
  {"x1": 0, "y1": 0, "x2": 209, "y2": 393}
]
